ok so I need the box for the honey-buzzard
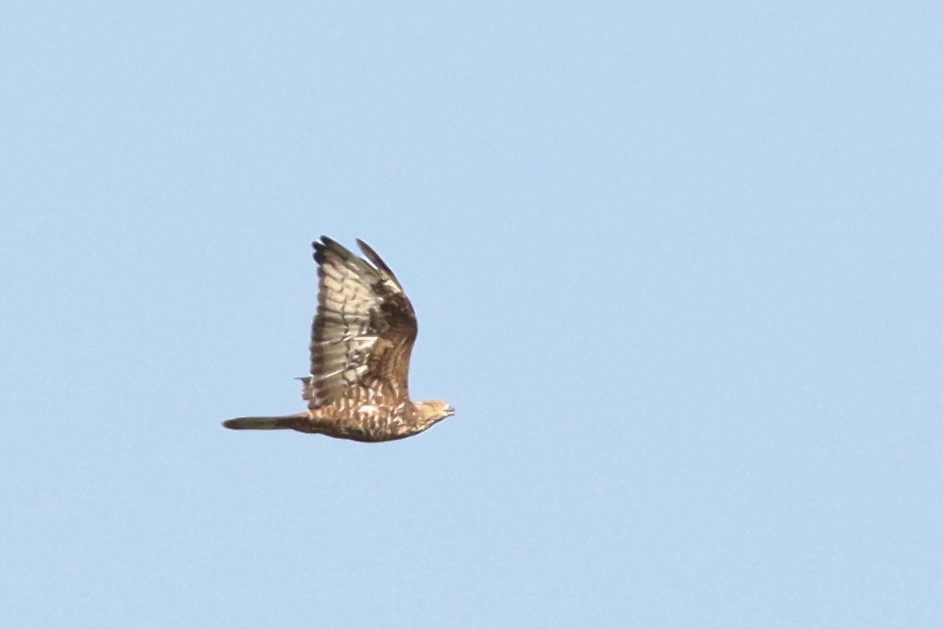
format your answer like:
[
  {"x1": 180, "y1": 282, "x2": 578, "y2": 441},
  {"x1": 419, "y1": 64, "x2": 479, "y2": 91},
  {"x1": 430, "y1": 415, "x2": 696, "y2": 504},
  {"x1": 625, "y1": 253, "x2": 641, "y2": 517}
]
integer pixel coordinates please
[{"x1": 222, "y1": 237, "x2": 454, "y2": 442}]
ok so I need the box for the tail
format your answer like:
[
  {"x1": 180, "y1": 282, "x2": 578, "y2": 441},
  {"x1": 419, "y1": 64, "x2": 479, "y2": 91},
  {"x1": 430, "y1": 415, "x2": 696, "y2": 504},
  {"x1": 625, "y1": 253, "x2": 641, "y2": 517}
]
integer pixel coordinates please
[{"x1": 222, "y1": 415, "x2": 298, "y2": 430}]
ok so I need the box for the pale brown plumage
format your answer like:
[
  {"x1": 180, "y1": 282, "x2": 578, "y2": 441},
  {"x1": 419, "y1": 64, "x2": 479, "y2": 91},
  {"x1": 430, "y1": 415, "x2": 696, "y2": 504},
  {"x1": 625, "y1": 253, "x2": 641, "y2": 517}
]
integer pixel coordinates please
[{"x1": 222, "y1": 237, "x2": 454, "y2": 442}]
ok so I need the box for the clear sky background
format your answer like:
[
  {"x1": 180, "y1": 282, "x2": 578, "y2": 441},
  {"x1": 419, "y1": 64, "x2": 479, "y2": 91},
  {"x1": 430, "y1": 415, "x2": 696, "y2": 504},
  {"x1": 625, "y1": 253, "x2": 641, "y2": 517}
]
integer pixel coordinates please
[{"x1": 2, "y1": 2, "x2": 941, "y2": 627}]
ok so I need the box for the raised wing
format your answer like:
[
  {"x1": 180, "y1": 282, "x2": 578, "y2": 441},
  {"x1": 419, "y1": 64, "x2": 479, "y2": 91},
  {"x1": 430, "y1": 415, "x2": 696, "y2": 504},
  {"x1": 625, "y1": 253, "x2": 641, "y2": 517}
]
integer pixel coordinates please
[{"x1": 302, "y1": 237, "x2": 417, "y2": 408}]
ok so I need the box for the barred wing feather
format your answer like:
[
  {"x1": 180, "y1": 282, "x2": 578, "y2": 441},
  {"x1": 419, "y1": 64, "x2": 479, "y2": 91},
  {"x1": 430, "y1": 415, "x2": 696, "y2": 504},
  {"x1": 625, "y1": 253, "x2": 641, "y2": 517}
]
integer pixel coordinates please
[{"x1": 302, "y1": 237, "x2": 417, "y2": 408}]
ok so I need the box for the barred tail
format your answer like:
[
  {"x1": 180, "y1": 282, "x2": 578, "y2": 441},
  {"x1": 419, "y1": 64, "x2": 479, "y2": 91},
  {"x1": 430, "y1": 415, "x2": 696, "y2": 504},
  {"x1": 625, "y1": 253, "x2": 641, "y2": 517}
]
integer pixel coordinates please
[{"x1": 222, "y1": 415, "x2": 295, "y2": 430}]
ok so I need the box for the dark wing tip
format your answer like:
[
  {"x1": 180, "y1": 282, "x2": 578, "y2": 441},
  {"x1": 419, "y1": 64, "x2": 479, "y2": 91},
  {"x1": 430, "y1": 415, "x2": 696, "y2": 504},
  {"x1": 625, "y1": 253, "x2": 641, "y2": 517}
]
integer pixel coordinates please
[
  {"x1": 355, "y1": 238, "x2": 376, "y2": 260},
  {"x1": 312, "y1": 235, "x2": 339, "y2": 264},
  {"x1": 312, "y1": 238, "x2": 399, "y2": 287},
  {"x1": 356, "y1": 239, "x2": 401, "y2": 287}
]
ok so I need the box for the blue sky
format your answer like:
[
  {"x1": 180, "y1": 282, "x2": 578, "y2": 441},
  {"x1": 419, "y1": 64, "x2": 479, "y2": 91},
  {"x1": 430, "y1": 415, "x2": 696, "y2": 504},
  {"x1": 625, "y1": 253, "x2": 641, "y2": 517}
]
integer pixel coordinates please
[{"x1": 2, "y1": 2, "x2": 941, "y2": 627}]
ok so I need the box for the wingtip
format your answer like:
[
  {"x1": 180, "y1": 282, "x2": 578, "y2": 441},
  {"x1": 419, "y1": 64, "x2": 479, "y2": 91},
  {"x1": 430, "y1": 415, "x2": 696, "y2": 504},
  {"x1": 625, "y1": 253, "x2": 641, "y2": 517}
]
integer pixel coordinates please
[
  {"x1": 312, "y1": 237, "x2": 387, "y2": 274},
  {"x1": 356, "y1": 239, "x2": 400, "y2": 286},
  {"x1": 312, "y1": 236, "x2": 335, "y2": 262}
]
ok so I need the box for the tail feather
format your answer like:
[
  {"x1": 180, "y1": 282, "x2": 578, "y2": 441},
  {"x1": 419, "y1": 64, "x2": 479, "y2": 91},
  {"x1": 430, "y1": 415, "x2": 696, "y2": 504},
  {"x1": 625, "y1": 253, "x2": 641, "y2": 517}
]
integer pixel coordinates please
[{"x1": 222, "y1": 415, "x2": 294, "y2": 430}]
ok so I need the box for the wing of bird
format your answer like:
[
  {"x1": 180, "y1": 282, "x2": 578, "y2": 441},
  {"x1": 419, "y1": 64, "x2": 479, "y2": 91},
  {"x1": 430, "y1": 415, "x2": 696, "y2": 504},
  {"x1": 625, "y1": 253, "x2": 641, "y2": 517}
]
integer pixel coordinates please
[{"x1": 300, "y1": 236, "x2": 418, "y2": 409}]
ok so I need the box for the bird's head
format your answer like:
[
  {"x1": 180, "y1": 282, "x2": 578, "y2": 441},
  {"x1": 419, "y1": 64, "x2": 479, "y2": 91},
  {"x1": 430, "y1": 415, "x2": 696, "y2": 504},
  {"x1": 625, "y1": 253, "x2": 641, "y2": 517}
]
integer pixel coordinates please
[{"x1": 414, "y1": 400, "x2": 455, "y2": 428}]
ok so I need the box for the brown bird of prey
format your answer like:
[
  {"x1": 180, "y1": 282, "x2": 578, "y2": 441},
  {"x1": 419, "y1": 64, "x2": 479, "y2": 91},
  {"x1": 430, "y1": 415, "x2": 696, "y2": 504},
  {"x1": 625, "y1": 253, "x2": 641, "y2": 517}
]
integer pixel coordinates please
[{"x1": 223, "y1": 237, "x2": 454, "y2": 442}]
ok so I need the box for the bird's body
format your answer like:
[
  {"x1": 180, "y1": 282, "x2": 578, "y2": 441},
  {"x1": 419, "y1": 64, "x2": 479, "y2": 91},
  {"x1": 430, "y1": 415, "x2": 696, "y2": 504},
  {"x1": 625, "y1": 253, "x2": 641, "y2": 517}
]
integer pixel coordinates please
[
  {"x1": 222, "y1": 237, "x2": 453, "y2": 442},
  {"x1": 224, "y1": 398, "x2": 451, "y2": 442}
]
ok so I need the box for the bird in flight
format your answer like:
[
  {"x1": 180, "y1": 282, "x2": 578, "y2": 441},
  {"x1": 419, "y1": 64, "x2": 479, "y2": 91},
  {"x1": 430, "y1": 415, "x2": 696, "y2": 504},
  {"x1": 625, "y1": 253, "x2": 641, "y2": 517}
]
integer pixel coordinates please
[{"x1": 223, "y1": 237, "x2": 454, "y2": 442}]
